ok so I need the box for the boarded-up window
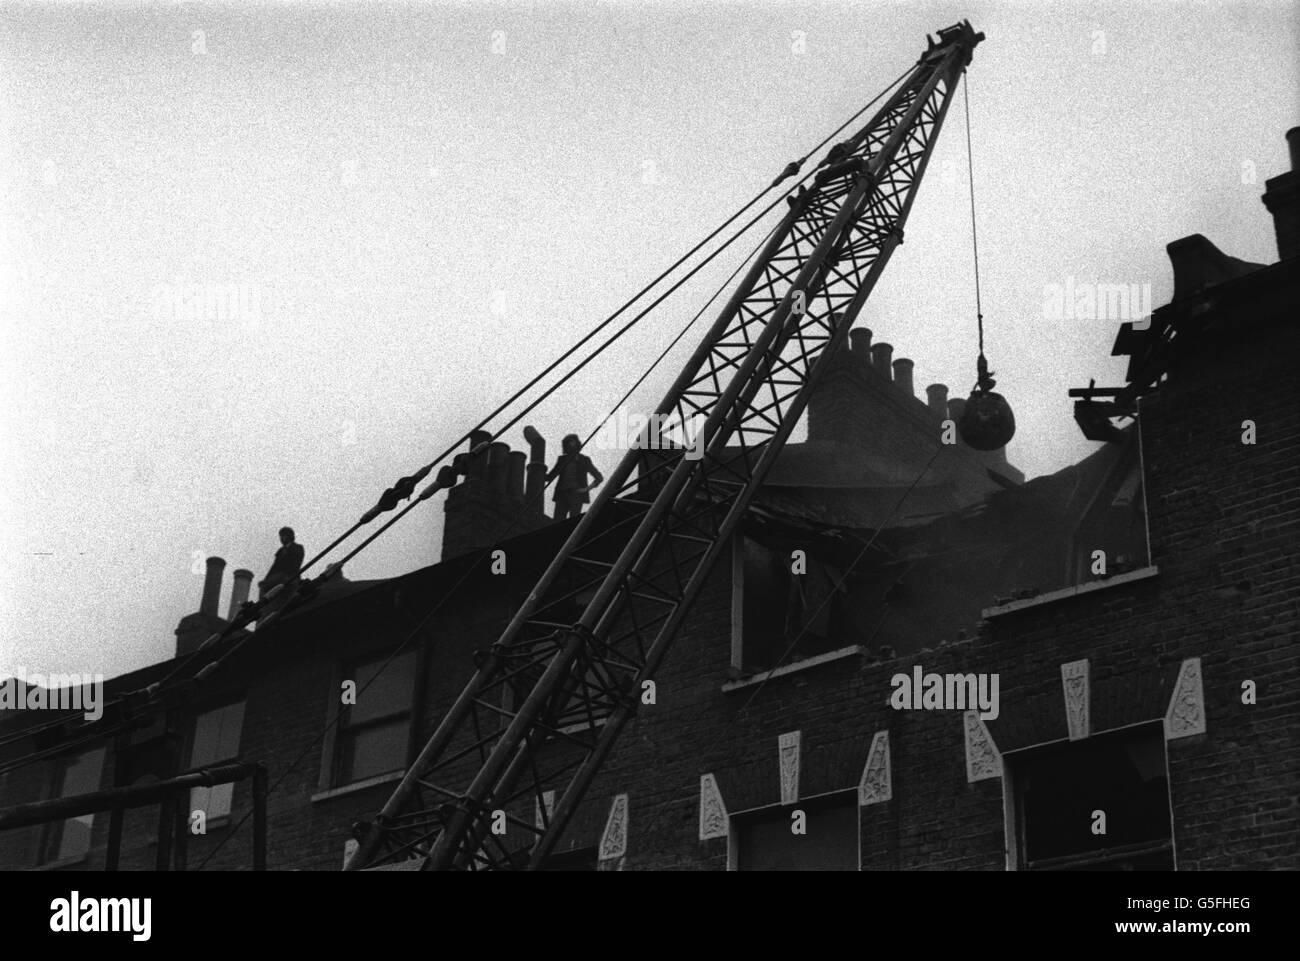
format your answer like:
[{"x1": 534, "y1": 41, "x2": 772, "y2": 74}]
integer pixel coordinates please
[
  {"x1": 734, "y1": 792, "x2": 858, "y2": 871},
  {"x1": 1013, "y1": 724, "x2": 1173, "y2": 870}
]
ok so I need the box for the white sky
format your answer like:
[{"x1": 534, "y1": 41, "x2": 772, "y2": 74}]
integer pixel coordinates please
[{"x1": 2, "y1": 0, "x2": 1297, "y2": 681}]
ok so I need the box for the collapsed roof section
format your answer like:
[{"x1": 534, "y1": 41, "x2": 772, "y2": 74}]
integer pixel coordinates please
[{"x1": 1074, "y1": 128, "x2": 1298, "y2": 440}]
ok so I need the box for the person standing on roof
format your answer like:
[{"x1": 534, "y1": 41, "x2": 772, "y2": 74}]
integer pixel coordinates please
[
  {"x1": 548, "y1": 434, "x2": 603, "y2": 521},
  {"x1": 261, "y1": 526, "x2": 305, "y2": 595}
]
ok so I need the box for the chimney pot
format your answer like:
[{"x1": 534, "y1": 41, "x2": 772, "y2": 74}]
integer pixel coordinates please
[
  {"x1": 849, "y1": 327, "x2": 873, "y2": 358},
  {"x1": 1288, "y1": 126, "x2": 1300, "y2": 172},
  {"x1": 466, "y1": 430, "x2": 492, "y2": 482},
  {"x1": 870, "y1": 343, "x2": 893, "y2": 377},
  {"x1": 926, "y1": 383, "x2": 949, "y2": 418},
  {"x1": 442, "y1": 433, "x2": 550, "y2": 562},
  {"x1": 486, "y1": 442, "x2": 511, "y2": 493},
  {"x1": 522, "y1": 426, "x2": 549, "y2": 511},
  {"x1": 522, "y1": 425, "x2": 546, "y2": 465},
  {"x1": 947, "y1": 397, "x2": 967, "y2": 426},
  {"x1": 507, "y1": 450, "x2": 526, "y2": 500},
  {"x1": 228, "y1": 568, "x2": 253, "y2": 620},
  {"x1": 200, "y1": 557, "x2": 227, "y2": 618},
  {"x1": 892, "y1": 358, "x2": 914, "y2": 396}
]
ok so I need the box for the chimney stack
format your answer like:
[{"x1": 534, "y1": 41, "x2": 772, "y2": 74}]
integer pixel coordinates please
[
  {"x1": 201, "y1": 556, "x2": 226, "y2": 618},
  {"x1": 228, "y1": 568, "x2": 253, "y2": 620},
  {"x1": 849, "y1": 327, "x2": 872, "y2": 358},
  {"x1": 803, "y1": 330, "x2": 1026, "y2": 492},
  {"x1": 442, "y1": 429, "x2": 551, "y2": 561},
  {"x1": 1262, "y1": 127, "x2": 1300, "y2": 262},
  {"x1": 870, "y1": 342, "x2": 893, "y2": 377},
  {"x1": 176, "y1": 556, "x2": 229, "y2": 658},
  {"x1": 926, "y1": 383, "x2": 949, "y2": 418},
  {"x1": 892, "y1": 358, "x2": 914, "y2": 396}
]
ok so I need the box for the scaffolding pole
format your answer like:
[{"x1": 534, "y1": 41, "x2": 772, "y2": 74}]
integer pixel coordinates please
[{"x1": 0, "y1": 760, "x2": 267, "y2": 871}]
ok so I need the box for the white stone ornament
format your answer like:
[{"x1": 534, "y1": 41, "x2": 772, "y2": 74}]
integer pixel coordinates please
[
  {"x1": 779, "y1": 730, "x2": 801, "y2": 804},
  {"x1": 1165, "y1": 657, "x2": 1206, "y2": 739},
  {"x1": 598, "y1": 793, "x2": 629, "y2": 863},
  {"x1": 699, "y1": 773, "x2": 728, "y2": 840},
  {"x1": 858, "y1": 731, "x2": 891, "y2": 805},
  {"x1": 963, "y1": 711, "x2": 1002, "y2": 782},
  {"x1": 1062, "y1": 659, "x2": 1090, "y2": 740}
]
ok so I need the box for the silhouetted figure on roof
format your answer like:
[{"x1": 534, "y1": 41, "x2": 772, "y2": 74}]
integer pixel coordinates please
[
  {"x1": 260, "y1": 527, "x2": 304, "y2": 598},
  {"x1": 548, "y1": 435, "x2": 603, "y2": 521}
]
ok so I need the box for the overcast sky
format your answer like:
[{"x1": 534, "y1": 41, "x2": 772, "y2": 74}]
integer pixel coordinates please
[{"x1": 2, "y1": 0, "x2": 1296, "y2": 682}]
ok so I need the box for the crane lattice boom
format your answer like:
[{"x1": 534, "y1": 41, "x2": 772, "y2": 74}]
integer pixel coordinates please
[{"x1": 346, "y1": 20, "x2": 984, "y2": 871}]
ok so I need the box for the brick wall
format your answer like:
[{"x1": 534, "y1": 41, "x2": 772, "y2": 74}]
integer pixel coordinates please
[{"x1": 577, "y1": 288, "x2": 1298, "y2": 870}]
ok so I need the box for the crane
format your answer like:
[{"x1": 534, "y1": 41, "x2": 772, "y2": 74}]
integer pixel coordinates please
[{"x1": 345, "y1": 20, "x2": 986, "y2": 871}]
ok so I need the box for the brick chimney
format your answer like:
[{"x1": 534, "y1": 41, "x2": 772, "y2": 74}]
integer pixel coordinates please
[
  {"x1": 442, "y1": 430, "x2": 550, "y2": 561},
  {"x1": 810, "y1": 328, "x2": 955, "y2": 444},
  {"x1": 228, "y1": 568, "x2": 253, "y2": 619},
  {"x1": 174, "y1": 556, "x2": 229, "y2": 658},
  {"x1": 801, "y1": 326, "x2": 1025, "y2": 495},
  {"x1": 870, "y1": 342, "x2": 893, "y2": 377},
  {"x1": 1261, "y1": 127, "x2": 1300, "y2": 262},
  {"x1": 200, "y1": 556, "x2": 225, "y2": 617},
  {"x1": 925, "y1": 383, "x2": 948, "y2": 418},
  {"x1": 892, "y1": 357, "x2": 915, "y2": 396},
  {"x1": 808, "y1": 326, "x2": 947, "y2": 443},
  {"x1": 849, "y1": 327, "x2": 872, "y2": 358}
]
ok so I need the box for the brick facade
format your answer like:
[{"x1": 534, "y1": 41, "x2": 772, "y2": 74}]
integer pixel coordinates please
[{"x1": 3, "y1": 181, "x2": 1296, "y2": 874}]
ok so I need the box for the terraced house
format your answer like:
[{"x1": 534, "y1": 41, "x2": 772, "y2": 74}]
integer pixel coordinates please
[{"x1": 1, "y1": 128, "x2": 1296, "y2": 872}]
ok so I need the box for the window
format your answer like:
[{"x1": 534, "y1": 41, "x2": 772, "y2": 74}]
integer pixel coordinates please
[
  {"x1": 334, "y1": 650, "x2": 418, "y2": 786},
  {"x1": 732, "y1": 791, "x2": 859, "y2": 871},
  {"x1": 1011, "y1": 725, "x2": 1173, "y2": 870},
  {"x1": 1070, "y1": 459, "x2": 1151, "y2": 586},
  {"x1": 733, "y1": 533, "x2": 872, "y2": 674},
  {"x1": 39, "y1": 747, "x2": 106, "y2": 865},
  {"x1": 188, "y1": 702, "x2": 245, "y2": 821}
]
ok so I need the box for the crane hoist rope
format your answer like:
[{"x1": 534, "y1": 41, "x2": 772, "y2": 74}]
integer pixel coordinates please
[{"x1": 955, "y1": 67, "x2": 1017, "y2": 451}]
